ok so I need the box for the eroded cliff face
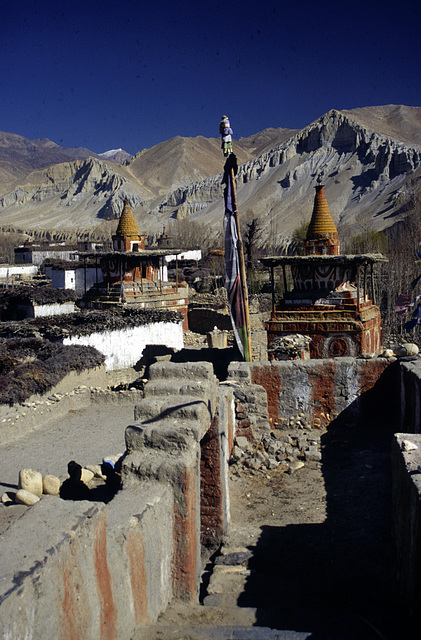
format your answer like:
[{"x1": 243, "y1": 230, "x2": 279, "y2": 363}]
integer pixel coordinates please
[
  {"x1": 0, "y1": 158, "x2": 147, "y2": 228},
  {"x1": 158, "y1": 109, "x2": 421, "y2": 247},
  {"x1": 0, "y1": 109, "x2": 420, "y2": 243}
]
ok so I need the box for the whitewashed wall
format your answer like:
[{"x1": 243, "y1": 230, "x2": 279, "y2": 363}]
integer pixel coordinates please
[
  {"x1": 164, "y1": 250, "x2": 202, "y2": 264},
  {"x1": 51, "y1": 270, "x2": 75, "y2": 290},
  {"x1": 32, "y1": 302, "x2": 76, "y2": 318},
  {"x1": 63, "y1": 321, "x2": 184, "y2": 370},
  {"x1": 0, "y1": 265, "x2": 38, "y2": 278}
]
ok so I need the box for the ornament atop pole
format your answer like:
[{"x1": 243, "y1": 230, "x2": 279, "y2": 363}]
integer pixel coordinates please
[
  {"x1": 219, "y1": 115, "x2": 233, "y2": 156},
  {"x1": 220, "y1": 115, "x2": 252, "y2": 361}
]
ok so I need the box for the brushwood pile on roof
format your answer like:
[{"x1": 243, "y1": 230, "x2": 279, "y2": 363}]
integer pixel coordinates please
[
  {"x1": 0, "y1": 307, "x2": 184, "y2": 340},
  {"x1": 0, "y1": 286, "x2": 77, "y2": 307},
  {"x1": 0, "y1": 339, "x2": 105, "y2": 405}
]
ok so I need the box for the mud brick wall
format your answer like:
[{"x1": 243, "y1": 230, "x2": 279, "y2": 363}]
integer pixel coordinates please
[{"x1": 228, "y1": 357, "x2": 394, "y2": 432}]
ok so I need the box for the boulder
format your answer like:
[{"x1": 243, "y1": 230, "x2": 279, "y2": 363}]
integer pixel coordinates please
[
  {"x1": 80, "y1": 468, "x2": 94, "y2": 484},
  {"x1": 18, "y1": 468, "x2": 43, "y2": 497},
  {"x1": 15, "y1": 489, "x2": 40, "y2": 506},
  {"x1": 43, "y1": 475, "x2": 61, "y2": 496}
]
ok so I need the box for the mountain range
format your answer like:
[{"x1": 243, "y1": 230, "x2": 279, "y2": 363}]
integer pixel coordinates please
[{"x1": 0, "y1": 105, "x2": 420, "y2": 248}]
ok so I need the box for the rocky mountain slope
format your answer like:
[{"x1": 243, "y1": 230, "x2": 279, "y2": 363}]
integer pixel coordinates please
[{"x1": 0, "y1": 106, "x2": 420, "y2": 248}]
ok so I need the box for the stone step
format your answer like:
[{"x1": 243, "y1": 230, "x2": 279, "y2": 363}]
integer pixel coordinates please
[
  {"x1": 143, "y1": 378, "x2": 211, "y2": 399},
  {"x1": 148, "y1": 361, "x2": 215, "y2": 381},
  {"x1": 126, "y1": 418, "x2": 205, "y2": 451},
  {"x1": 137, "y1": 624, "x2": 321, "y2": 639},
  {"x1": 133, "y1": 395, "x2": 211, "y2": 423}
]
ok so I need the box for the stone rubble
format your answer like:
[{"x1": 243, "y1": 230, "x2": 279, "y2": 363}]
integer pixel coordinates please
[{"x1": 230, "y1": 418, "x2": 323, "y2": 477}]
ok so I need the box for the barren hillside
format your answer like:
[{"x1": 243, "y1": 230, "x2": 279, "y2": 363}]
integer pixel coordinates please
[{"x1": 0, "y1": 106, "x2": 419, "y2": 247}]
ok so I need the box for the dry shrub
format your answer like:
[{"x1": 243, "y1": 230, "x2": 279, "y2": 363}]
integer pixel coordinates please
[{"x1": 0, "y1": 338, "x2": 105, "y2": 406}]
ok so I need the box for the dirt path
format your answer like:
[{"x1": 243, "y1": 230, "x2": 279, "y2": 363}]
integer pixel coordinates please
[{"x1": 217, "y1": 416, "x2": 416, "y2": 639}]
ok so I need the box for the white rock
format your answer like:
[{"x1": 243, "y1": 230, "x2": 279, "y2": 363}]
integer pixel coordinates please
[
  {"x1": 15, "y1": 489, "x2": 40, "y2": 506},
  {"x1": 404, "y1": 343, "x2": 419, "y2": 356},
  {"x1": 80, "y1": 468, "x2": 94, "y2": 484},
  {"x1": 288, "y1": 460, "x2": 305, "y2": 473},
  {"x1": 43, "y1": 475, "x2": 61, "y2": 496},
  {"x1": 18, "y1": 468, "x2": 43, "y2": 497},
  {"x1": 1, "y1": 491, "x2": 16, "y2": 505},
  {"x1": 381, "y1": 349, "x2": 394, "y2": 358},
  {"x1": 85, "y1": 464, "x2": 107, "y2": 480},
  {"x1": 401, "y1": 439, "x2": 419, "y2": 451}
]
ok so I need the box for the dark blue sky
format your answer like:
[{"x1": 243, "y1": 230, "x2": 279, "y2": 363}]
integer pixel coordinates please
[{"x1": 2, "y1": 0, "x2": 420, "y2": 155}]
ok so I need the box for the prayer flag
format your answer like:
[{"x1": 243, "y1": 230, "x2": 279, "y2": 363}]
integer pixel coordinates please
[{"x1": 223, "y1": 154, "x2": 249, "y2": 360}]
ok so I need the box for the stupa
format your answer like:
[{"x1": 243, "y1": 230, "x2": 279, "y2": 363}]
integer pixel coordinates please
[
  {"x1": 79, "y1": 200, "x2": 189, "y2": 328},
  {"x1": 261, "y1": 177, "x2": 386, "y2": 359}
]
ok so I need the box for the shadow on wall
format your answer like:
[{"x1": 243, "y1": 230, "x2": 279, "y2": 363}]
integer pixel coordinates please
[
  {"x1": 134, "y1": 344, "x2": 242, "y2": 382},
  {"x1": 171, "y1": 347, "x2": 241, "y2": 381},
  {"x1": 237, "y1": 361, "x2": 418, "y2": 638}
]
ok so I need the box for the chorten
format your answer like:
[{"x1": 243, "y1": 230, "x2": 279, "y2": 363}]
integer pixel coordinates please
[
  {"x1": 261, "y1": 179, "x2": 386, "y2": 359},
  {"x1": 112, "y1": 200, "x2": 145, "y2": 252},
  {"x1": 305, "y1": 176, "x2": 340, "y2": 255}
]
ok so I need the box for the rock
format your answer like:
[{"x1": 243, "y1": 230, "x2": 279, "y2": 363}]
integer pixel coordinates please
[
  {"x1": 401, "y1": 439, "x2": 419, "y2": 451},
  {"x1": 288, "y1": 460, "x2": 305, "y2": 474},
  {"x1": 266, "y1": 456, "x2": 279, "y2": 470},
  {"x1": 306, "y1": 450, "x2": 322, "y2": 462},
  {"x1": 80, "y1": 468, "x2": 94, "y2": 484},
  {"x1": 103, "y1": 454, "x2": 123, "y2": 466},
  {"x1": 394, "y1": 343, "x2": 419, "y2": 357},
  {"x1": 245, "y1": 458, "x2": 261, "y2": 471},
  {"x1": 1, "y1": 491, "x2": 16, "y2": 505},
  {"x1": 15, "y1": 489, "x2": 40, "y2": 506},
  {"x1": 215, "y1": 551, "x2": 253, "y2": 566},
  {"x1": 235, "y1": 436, "x2": 252, "y2": 454},
  {"x1": 43, "y1": 475, "x2": 61, "y2": 496},
  {"x1": 86, "y1": 464, "x2": 107, "y2": 479},
  {"x1": 381, "y1": 349, "x2": 394, "y2": 358},
  {"x1": 254, "y1": 450, "x2": 267, "y2": 463},
  {"x1": 18, "y1": 468, "x2": 43, "y2": 497}
]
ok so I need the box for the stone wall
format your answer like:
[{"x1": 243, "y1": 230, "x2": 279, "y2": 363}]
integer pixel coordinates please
[
  {"x1": 392, "y1": 433, "x2": 421, "y2": 627},
  {"x1": 227, "y1": 357, "x2": 394, "y2": 431},
  {"x1": 0, "y1": 361, "x2": 235, "y2": 639},
  {"x1": 391, "y1": 360, "x2": 421, "y2": 624},
  {"x1": 4, "y1": 355, "x2": 421, "y2": 638},
  {"x1": 0, "y1": 485, "x2": 173, "y2": 640}
]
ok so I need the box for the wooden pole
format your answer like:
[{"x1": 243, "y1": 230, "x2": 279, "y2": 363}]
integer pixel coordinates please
[{"x1": 230, "y1": 166, "x2": 252, "y2": 361}]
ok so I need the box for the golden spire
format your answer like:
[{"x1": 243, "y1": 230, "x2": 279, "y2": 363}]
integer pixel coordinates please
[
  {"x1": 305, "y1": 177, "x2": 340, "y2": 255},
  {"x1": 115, "y1": 199, "x2": 141, "y2": 237}
]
